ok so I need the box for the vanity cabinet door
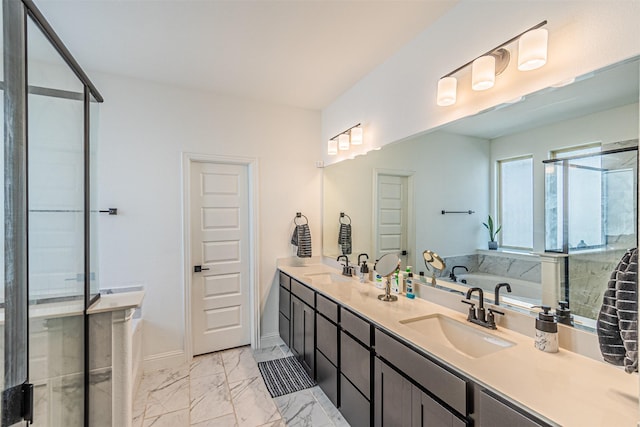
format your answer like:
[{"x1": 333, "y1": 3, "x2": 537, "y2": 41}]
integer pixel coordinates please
[
  {"x1": 278, "y1": 311, "x2": 290, "y2": 348},
  {"x1": 412, "y1": 386, "x2": 467, "y2": 427},
  {"x1": 316, "y1": 349, "x2": 338, "y2": 406},
  {"x1": 301, "y1": 302, "x2": 315, "y2": 377},
  {"x1": 340, "y1": 373, "x2": 371, "y2": 427},
  {"x1": 374, "y1": 358, "x2": 411, "y2": 427},
  {"x1": 478, "y1": 390, "x2": 545, "y2": 427},
  {"x1": 290, "y1": 295, "x2": 304, "y2": 358}
]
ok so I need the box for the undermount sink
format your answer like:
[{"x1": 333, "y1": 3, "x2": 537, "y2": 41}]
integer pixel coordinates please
[
  {"x1": 304, "y1": 272, "x2": 352, "y2": 285},
  {"x1": 399, "y1": 314, "x2": 515, "y2": 358}
]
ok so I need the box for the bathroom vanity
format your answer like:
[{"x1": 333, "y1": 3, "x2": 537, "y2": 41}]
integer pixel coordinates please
[{"x1": 277, "y1": 262, "x2": 638, "y2": 427}]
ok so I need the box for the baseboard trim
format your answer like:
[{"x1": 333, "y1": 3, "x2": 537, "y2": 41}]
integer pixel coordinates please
[
  {"x1": 143, "y1": 350, "x2": 186, "y2": 373},
  {"x1": 260, "y1": 333, "x2": 284, "y2": 349}
]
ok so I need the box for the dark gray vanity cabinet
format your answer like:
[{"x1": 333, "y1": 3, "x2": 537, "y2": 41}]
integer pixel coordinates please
[
  {"x1": 339, "y1": 309, "x2": 372, "y2": 427},
  {"x1": 290, "y1": 279, "x2": 315, "y2": 378},
  {"x1": 375, "y1": 329, "x2": 469, "y2": 426},
  {"x1": 374, "y1": 357, "x2": 465, "y2": 427},
  {"x1": 278, "y1": 272, "x2": 291, "y2": 347},
  {"x1": 477, "y1": 390, "x2": 546, "y2": 427},
  {"x1": 316, "y1": 294, "x2": 339, "y2": 406},
  {"x1": 374, "y1": 358, "x2": 412, "y2": 427}
]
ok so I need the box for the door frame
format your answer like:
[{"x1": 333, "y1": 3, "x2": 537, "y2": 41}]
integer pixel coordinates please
[
  {"x1": 181, "y1": 152, "x2": 260, "y2": 360},
  {"x1": 372, "y1": 168, "x2": 415, "y2": 268}
]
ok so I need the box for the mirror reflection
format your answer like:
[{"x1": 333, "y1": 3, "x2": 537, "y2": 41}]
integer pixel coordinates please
[{"x1": 323, "y1": 56, "x2": 639, "y2": 329}]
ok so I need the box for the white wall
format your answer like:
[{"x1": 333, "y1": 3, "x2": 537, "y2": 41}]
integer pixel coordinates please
[
  {"x1": 322, "y1": 0, "x2": 640, "y2": 165},
  {"x1": 93, "y1": 72, "x2": 322, "y2": 365},
  {"x1": 323, "y1": 130, "x2": 490, "y2": 267},
  {"x1": 491, "y1": 103, "x2": 639, "y2": 253}
]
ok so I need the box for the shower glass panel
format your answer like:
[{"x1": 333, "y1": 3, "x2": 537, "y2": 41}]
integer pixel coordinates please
[
  {"x1": 27, "y1": 16, "x2": 85, "y2": 426},
  {"x1": 544, "y1": 145, "x2": 638, "y2": 321}
]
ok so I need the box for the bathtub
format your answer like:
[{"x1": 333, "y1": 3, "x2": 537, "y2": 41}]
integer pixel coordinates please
[{"x1": 455, "y1": 272, "x2": 542, "y2": 306}]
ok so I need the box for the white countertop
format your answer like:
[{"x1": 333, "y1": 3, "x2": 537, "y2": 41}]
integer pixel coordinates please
[
  {"x1": 278, "y1": 262, "x2": 638, "y2": 427},
  {"x1": 87, "y1": 290, "x2": 145, "y2": 315}
]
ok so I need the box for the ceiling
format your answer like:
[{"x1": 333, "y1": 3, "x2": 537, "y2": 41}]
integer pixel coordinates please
[{"x1": 34, "y1": 0, "x2": 458, "y2": 110}]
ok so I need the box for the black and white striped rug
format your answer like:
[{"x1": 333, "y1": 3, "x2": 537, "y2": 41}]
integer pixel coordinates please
[{"x1": 258, "y1": 356, "x2": 316, "y2": 398}]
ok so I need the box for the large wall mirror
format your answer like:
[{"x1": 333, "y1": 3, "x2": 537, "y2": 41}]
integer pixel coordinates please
[{"x1": 323, "y1": 56, "x2": 639, "y2": 330}]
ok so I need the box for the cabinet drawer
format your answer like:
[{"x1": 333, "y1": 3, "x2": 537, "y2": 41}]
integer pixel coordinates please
[
  {"x1": 279, "y1": 312, "x2": 290, "y2": 348},
  {"x1": 279, "y1": 286, "x2": 290, "y2": 317},
  {"x1": 340, "y1": 374, "x2": 371, "y2": 427},
  {"x1": 479, "y1": 391, "x2": 544, "y2": 427},
  {"x1": 341, "y1": 331, "x2": 371, "y2": 399},
  {"x1": 375, "y1": 329, "x2": 467, "y2": 415},
  {"x1": 291, "y1": 279, "x2": 315, "y2": 308},
  {"x1": 279, "y1": 271, "x2": 291, "y2": 290},
  {"x1": 317, "y1": 293, "x2": 338, "y2": 323},
  {"x1": 317, "y1": 314, "x2": 338, "y2": 365},
  {"x1": 316, "y1": 350, "x2": 338, "y2": 407},
  {"x1": 341, "y1": 308, "x2": 371, "y2": 346}
]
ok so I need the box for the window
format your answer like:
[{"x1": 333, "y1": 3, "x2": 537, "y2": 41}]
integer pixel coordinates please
[
  {"x1": 551, "y1": 144, "x2": 605, "y2": 250},
  {"x1": 499, "y1": 156, "x2": 533, "y2": 249}
]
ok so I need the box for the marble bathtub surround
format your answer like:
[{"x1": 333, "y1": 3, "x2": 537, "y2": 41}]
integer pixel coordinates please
[
  {"x1": 133, "y1": 345, "x2": 348, "y2": 427},
  {"x1": 440, "y1": 251, "x2": 541, "y2": 283}
]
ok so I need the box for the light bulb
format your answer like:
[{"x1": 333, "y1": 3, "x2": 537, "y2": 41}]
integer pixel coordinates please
[
  {"x1": 518, "y1": 28, "x2": 548, "y2": 71},
  {"x1": 437, "y1": 77, "x2": 457, "y2": 106},
  {"x1": 338, "y1": 133, "x2": 350, "y2": 150},
  {"x1": 350, "y1": 126, "x2": 363, "y2": 145},
  {"x1": 327, "y1": 139, "x2": 337, "y2": 155},
  {"x1": 472, "y1": 55, "x2": 495, "y2": 91}
]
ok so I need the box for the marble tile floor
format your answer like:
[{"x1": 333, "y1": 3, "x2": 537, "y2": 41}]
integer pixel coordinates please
[{"x1": 133, "y1": 344, "x2": 349, "y2": 427}]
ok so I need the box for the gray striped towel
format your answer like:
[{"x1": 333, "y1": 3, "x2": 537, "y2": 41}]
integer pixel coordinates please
[
  {"x1": 597, "y1": 248, "x2": 637, "y2": 373},
  {"x1": 338, "y1": 223, "x2": 352, "y2": 255},
  {"x1": 291, "y1": 224, "x2": 312, "y2": 258}
]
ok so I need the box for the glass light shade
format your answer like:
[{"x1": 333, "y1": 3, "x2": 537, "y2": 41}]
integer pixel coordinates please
[
  {"x1": 338, "y1": 133, "x2": 350, "y2": 150},
  {"x1": 472, "y1": 55, "x2": 495, "y2": 91},
  {"x1": 437, "y1": 77, "x2": 457, "y2": 106},
  {"x1": 327, "y1": 139, "x2": 338, "y2": 155},
  {"x1": 350, "y1": 126, "x2": 363, "y2": 145},
  {"x1": 518, "y1": 28, "x2": 548, "y2": 71}
]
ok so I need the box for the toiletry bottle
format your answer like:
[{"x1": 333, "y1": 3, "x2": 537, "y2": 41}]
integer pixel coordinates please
[
  {"x1": 391, "y1": 271, "x2": 400, "y2": 294},
  {"x1": 406, "y1": 273, "x2": 415, "y2": 299},
  {"x1": 534, "y1": 306, "x2": 558, "y2": 353},
  {"x1": 359, "y1": 261, "x2": 369, "y2": 283},
  {"x1": 375, "y1": 273, "x2": 384, "y2": 289}
]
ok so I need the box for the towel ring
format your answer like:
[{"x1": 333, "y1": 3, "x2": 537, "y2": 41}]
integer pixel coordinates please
[
  {"x1": 339, "y1": 212, "x2": 351, "y2": 225},
  {"x1": 294, "y1": 212, "x2": 309, "y2": 225}
]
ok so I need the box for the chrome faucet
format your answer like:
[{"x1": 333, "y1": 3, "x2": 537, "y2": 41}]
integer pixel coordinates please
[
  {"x1": 337, "y1": 255, "x2": 354, "y2": 276},
  {"x1": 449, "y1": 265, "x2": 468, "y2": 282},
  {"x1": 461, "y1": 287, "x2": 504, "y2": 330},
  {"x1": 494, "y1": 282, "x2": 512, "y2": 306}
]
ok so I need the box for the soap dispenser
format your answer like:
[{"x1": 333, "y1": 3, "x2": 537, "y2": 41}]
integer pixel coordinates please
[
  {"x1": 359, "y1": 260, "x2": 369, "y2": 283},
  {"x1": 534, "y1": 306, "x2": 558, "y2": 353}
]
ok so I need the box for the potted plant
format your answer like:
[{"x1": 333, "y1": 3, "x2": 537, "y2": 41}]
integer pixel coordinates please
[{"x1": 483, "y1": 215, "x2": 501, "y2": 250}]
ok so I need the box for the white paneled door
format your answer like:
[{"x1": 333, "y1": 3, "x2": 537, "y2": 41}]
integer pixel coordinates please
[
  {"x1": 375, "y1": 174, "x2": 408, "y2": 261},
  {"x1": 190, "y1": 162, "x2": 250, "y2": 355}
]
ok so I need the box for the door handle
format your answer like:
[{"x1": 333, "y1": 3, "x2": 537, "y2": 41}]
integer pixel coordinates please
[{"x1": 194, "y1": 265, "x2": 210, "y2": 273}]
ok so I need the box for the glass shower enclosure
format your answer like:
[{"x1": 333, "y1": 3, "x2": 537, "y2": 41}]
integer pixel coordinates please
[
  {"x1": 2, "y1": 1, "x2": 103, "y2": 425},
  {"x1": 544, "y1": 143, "x2": 638, "y2": 321}
]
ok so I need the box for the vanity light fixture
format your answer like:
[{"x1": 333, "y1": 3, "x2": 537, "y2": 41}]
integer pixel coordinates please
[
  {"x1": 327, "y1": 139, "x2": 338, "y2": 155},
  {"x1": 327, "y1": 123, "x2": 363, "y2": 155},
  {"x1": 436, "y1": 20, "x2": 547, "y2": 106},
  {"x1": 350, "y1": 126, "x2": 363, "y2": 145},
  {"x1": 471, "y1": 55, "x2": 496, "y2": 91},
  {"x1": 518, "y1": 28, "x2": 548, "y2": 71},
  {"x1": 338, "y1": 133, "x2": 350, "y2": 150}
]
